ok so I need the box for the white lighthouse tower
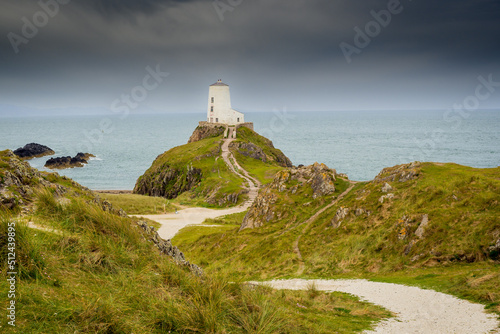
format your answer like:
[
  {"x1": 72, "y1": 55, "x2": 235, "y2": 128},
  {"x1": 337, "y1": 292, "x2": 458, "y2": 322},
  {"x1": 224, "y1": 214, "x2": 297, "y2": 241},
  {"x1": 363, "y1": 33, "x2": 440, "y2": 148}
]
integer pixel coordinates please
[{"x1": 207, "y1": 79, "x2": 244, "y2": 125}]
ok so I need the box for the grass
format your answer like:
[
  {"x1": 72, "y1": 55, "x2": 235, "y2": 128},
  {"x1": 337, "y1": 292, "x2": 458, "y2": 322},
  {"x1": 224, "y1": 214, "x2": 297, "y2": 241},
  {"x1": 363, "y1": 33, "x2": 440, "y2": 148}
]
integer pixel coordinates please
[
  {"x1": 98, "y1": 193, "x2": 178, "y2": 214},
  {"x1": 172, "y1": 162, "x2": 500, "y2": 315},
  {"x1": 0, "y1": 189, "x2": 390, "y2": 333},
  {"x1": 233, "y1": 151, "x2": 285, "y2": 185}
]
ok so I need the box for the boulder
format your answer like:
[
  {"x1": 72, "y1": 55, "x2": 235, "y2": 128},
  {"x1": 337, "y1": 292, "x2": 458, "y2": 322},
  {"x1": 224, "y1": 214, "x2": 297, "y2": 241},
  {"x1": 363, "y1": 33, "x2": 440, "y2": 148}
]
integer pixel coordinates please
[
  {"x1": 13, "y1": 143, "x2": 55, "y2": 160},
  {"x1": 414, "y1": 214, "x2": 429, "y2": 238},
  {"x1": 378, "y1": 193, "x2": 395, "y2": 203},
  {"x1": 381, "y1": 182, "x2": 393, "y2": 193},
  {"x1": 309, "y1": 163, "x2": 336, "y2": 199},
  {"x1": 331, "y1": 207, "x2": 350, "y2": 228}
]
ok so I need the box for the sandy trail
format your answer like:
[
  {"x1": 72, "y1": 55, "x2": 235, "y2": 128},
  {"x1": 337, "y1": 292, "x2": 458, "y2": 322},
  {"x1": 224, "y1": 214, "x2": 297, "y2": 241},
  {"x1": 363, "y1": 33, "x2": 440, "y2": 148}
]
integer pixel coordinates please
[
  {"x1": 252, "y1": 279, "x2": 500, "y2": 334},
  {"x1": 134, "y1": 135, "x2": 259, "y2": 240},
  {"x1": 133, "y1": 206, "x2": 247, "y2": 240}
]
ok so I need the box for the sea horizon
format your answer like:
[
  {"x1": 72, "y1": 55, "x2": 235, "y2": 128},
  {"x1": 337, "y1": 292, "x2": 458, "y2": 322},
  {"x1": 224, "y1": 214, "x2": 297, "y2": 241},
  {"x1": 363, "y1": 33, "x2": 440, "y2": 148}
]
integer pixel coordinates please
[{"x1": 1, "y1": 109, "x2": 499, "y2": 190}]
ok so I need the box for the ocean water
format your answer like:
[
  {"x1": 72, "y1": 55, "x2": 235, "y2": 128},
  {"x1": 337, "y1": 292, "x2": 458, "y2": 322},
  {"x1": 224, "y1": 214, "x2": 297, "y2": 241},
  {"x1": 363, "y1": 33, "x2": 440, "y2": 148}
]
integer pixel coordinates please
[{"x1": 0, "y1": 110, "x2": 499, "y2": 189}]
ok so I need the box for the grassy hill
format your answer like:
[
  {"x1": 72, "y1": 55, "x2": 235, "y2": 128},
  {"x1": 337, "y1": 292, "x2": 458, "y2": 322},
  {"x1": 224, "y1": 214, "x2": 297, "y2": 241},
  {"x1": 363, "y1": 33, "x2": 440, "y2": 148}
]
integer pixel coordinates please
[
  {"x1": 173, "y1": 162, "x2": 500, "y2": 313},
  {"x1": 133, "y1": 125, "x2": 291, "y2": 207},
  {"x1": 0, "y1": 150, "x2": 391, "y2": 333}
]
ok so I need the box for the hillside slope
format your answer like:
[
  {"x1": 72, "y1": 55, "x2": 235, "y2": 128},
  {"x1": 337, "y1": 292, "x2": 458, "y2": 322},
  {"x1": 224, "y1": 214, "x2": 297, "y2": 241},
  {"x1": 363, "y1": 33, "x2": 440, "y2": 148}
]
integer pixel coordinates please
[
  {"x1": 0, "y1": 150, "x2": 390, "y2": 333},
  {"x1": 173, "y1": 161, "x2": 500, "y2": 311}
]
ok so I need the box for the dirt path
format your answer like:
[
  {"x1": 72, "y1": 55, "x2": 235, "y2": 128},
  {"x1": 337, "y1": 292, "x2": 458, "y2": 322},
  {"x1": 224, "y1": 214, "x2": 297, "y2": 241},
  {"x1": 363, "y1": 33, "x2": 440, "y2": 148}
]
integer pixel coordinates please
[
  {"x1": 221, "y1": 132, "x2": 261, "y2": 202},
  {"x1": 251, "y1": 279, "x2": 500, "y2": 334},
  {"x1": 27, "y1": 221, "x2": 64, "y2": 235},
  {"x1": 293, "y1": 182, "x2": 356, "y2": 275},
  {"x1": 135, "y1": 135, "x2": 261, "y2": 240}
]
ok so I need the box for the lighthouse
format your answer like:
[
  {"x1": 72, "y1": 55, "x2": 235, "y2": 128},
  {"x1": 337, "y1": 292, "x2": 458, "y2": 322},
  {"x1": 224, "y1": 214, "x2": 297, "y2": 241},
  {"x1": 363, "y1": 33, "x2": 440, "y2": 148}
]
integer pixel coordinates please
[{"x1": 207, "y1": 79, "x2": 245, "y2": 125}]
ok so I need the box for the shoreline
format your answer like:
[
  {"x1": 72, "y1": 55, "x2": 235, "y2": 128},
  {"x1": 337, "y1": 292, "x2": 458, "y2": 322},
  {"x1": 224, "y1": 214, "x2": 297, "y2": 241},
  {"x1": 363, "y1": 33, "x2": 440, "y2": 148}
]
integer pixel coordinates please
[{"x1": 93, "y1": 190, "x2": 133, "y2": 194}]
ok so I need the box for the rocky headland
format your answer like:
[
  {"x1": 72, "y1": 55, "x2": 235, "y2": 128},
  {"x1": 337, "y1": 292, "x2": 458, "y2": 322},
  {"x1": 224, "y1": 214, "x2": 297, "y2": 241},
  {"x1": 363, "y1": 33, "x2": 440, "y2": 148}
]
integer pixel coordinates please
[
  {"x1": 45, "y1": 152, "x2": 95, "y2": 169},
  {"x1": 134, "y1": 124, "x2": 292, "y2": 206},
  {"x1": 13, "y1": 142, "x2": 55, "y2": 160}
]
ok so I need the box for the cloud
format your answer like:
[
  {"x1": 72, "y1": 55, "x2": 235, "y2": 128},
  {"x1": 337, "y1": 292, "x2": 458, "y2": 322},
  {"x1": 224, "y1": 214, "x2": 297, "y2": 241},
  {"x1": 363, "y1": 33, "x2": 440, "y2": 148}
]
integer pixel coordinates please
[{"x1": 0, "y1": 0, "x2": 499, "y2": 111}]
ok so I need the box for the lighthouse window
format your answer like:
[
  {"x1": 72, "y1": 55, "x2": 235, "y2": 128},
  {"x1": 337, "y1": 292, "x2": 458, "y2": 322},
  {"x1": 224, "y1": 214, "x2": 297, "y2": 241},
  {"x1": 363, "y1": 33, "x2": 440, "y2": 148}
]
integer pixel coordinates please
[
  {"x1": 211, "y1": 106, "x2": 213, "y2": 112},
  {"x1": 216, "y1": 118, "x2": 218, "y2": 123},
  {"x1": 211, "y1": 97, "x2": 214, "y2": 103},
  {"x1": 237, "y1": 118, "x2": 240, "y2": 122}
]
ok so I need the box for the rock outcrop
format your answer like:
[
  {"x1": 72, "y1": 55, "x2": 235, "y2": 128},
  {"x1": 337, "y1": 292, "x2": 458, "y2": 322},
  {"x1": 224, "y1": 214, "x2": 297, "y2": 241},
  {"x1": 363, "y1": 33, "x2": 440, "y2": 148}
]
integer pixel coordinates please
[
  {"x1": 188, "y1": 125, "x2": 225, "y2": 143},
  {"x1": 134, "y1": 164, "x2": 203, "y2": 199},
  {"x1": 375, "y1": 162, "x2": 421, "y2": 183},
  {"x1": 331, "y1": 207, "x2": 350, "y2": 228},
  {"x1": 240, "y1": 163, "x2": 336, "y2": 230},
  {"x1": 1, "y1": 150, "x2": 45, "y2": 209},
  {"x1": 45, "y1": 153, "x2": 95, "y2": 169},
  {"x1": 229, "y1": 138, "x2": 293, "y2": 168},
  {"x1": 13, "y1": 143, "x2": 55, "y2": 160},
  {"x1": 381, "y1": 182, "x2": 393, "y2": 193},
  {"x1": 136, "y1": 220, "x2": 203, "y2": 276},
  {"x1": 239, "y1": 188, "x2": 278, "y2": 230},
  {"x1": 0, "y1": 150, "x2": 120, "y2": 215}
]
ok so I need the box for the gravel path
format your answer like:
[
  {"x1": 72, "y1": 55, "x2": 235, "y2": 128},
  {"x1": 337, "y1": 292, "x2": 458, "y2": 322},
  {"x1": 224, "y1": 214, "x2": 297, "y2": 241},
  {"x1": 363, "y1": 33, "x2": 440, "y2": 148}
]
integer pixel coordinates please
[
  {"x1": 132, "y1": 206, "x2": 247, "y2": 240},
  {"x1": 134, "y1": 135, "x2": 260, "y2": 240},
  {"x1": 252, "y1": 279, "x2": 500, "y2": 334}
]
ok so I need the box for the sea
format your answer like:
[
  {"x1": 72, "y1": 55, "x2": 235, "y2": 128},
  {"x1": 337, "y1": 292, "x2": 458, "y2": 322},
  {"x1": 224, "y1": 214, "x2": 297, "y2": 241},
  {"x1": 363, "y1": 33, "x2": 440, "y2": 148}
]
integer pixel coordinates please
[{"x1": 0, "y1": 110, "x2": 499, "y2": 190}]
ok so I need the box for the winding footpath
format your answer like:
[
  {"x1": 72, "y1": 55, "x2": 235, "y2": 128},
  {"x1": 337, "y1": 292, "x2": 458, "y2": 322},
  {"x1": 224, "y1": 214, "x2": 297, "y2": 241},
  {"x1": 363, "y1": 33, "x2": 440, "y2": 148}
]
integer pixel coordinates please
[
  {"x1": 134, "y1": 135, "x2": 500, "y2": 334},
  {"x1": 135, "y1": 131, "x2": 260, "y2": 240},
  {"x1": 251, "y1": 279, "x2": 500, "y2": 334},
  {"x1": 293, "y1": 181, "x2": 356, "y2": 275}
]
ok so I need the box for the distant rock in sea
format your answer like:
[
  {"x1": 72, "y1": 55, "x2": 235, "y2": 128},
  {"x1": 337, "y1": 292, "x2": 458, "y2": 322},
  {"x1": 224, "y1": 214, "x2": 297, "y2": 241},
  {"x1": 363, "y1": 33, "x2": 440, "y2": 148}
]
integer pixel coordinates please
[
  {"x1": 45, "y1": 153, "x2": 95, "y2": 169},
  {"x1": 13, "y1": 143, "x2": 55, "y2": 160}
]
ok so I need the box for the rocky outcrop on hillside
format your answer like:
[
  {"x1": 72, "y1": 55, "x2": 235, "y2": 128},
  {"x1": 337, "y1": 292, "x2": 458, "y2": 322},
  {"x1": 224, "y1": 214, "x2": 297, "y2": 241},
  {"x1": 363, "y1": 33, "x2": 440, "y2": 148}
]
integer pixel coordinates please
[
  {"x1": 229, "y1": 138, "x2": 293, "y2": 168},
  {"x1": 188, "y1": 125, "x2": 225, "y2": 143},
  {"x1": 136, "y1": 220, "x2": 203, "y2": 276},
  {"x1": 45, "y1": 153, "x2": 95, "y2": 169},
  {"x1": 13, "y1": 143, "x2": 55, "y2": 160},
  {"x1": 1, "y1": 150, "x2": 46, "y2": 209},
  {"x1": 375, "y1": 161, "x2": 421, "y2": 182},
  {"x1": 134, "y1": 164, "x2": 203, "y2": 199},
  {"x1": 240, "y1": 163, "x2": 336, "y2": 230},
  {"x1": 0, "y1": 150, "x2": 124, "y2": 216}
]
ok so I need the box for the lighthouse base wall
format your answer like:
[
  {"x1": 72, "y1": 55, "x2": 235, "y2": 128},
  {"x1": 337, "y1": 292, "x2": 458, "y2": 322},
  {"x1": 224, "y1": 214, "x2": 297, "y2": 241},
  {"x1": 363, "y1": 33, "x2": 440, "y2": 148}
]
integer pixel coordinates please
[{"x1": 198, "y1": 121, "x2": 254, "y2": 131}]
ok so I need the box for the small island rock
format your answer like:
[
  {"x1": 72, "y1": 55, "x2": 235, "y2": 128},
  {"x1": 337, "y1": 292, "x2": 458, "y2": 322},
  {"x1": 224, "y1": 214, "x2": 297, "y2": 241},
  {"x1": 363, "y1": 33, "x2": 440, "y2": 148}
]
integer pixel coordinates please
[
  {"x1": 13, "y1": 143, "x2": 55, "y2": 160},
  {"x1": 45, "y1": 153, "x2": 95, "y2": 169}
]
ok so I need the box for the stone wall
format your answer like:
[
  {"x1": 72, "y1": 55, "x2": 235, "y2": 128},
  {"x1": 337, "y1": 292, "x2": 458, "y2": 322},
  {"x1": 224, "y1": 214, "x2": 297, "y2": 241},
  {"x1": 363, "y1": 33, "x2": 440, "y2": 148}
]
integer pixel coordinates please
[
  {"x1": 237, "y1": 122, "x2": 254, "y2": 131},
  {"x1": 198, "y1": 121, "x2": 254, "y2": 131}
]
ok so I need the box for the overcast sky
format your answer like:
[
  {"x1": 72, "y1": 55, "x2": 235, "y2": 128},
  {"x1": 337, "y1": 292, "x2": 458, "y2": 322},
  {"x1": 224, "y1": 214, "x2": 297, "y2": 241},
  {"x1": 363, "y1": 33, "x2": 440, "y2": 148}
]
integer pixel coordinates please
[{"x1": 1, "y1": 0, "x2": 500, "y2": 114}]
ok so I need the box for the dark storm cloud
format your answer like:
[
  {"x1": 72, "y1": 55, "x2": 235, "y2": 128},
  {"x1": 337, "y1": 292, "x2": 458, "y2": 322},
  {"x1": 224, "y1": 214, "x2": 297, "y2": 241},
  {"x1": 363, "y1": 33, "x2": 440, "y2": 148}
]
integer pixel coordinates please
[{"x1": 0, "y1": 0, "x2": 499, "y2": 111}]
